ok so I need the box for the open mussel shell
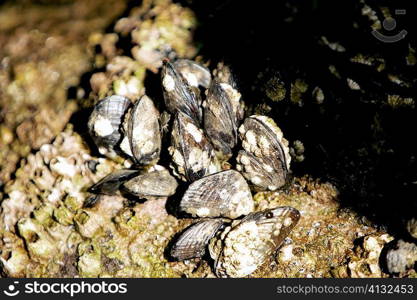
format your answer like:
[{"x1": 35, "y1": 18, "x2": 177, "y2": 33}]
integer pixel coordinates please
[
  {"x1": 236, "y1": 115, "x2": 291, "y2": 191},
  {"x1": 170, "y1": 218, "x2": 228, "y2": 261},
  {"x1": 209, "y1": 206, "x2": 300, "y2": 278},
  {"x1": 122, "y1": 166, "x2": 178, "y2": 198},
  {"x1": 88, "y1": 169, "x2": 140, "y2": 196},
  {"x1": 161, "y1": 60, "x2": 202, "y2": 124},
  {"x1": 88, "y1": 95, "x2": 131, "y2": 158},
  {"x1": 169, "y1": 111, "x2": 220, "y2": 182},
  {"x1": 173, "y1": 59, "x2": 212, "y2": 89},
  {"x1": 179, "y1": 170, "x2": 254, "y2": 219},
  {"x1": 126, "y1": 95, "x2": 161, "y2": 166}
]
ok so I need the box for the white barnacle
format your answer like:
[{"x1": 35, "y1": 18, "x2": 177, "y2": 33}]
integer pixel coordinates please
[
  {"x1": 251, "y1": 176, "x2": 262, "y2": 185},
  {"x1": 239, "y1": 154, "x2": 250, "y2": 165},
  {"x1": 245, "y1": 130, "x2": 257, "y2": 146},
  {"x1": 259, "y1": 135, "x2": 270, "y2": 151},
  {"x1": 94, "y1": 116, "x2": 114, "y2": 137},
  {"x1": 268, "y1": 185, "x2": 278, "y2": 191},
  {"x1": 183, "y1": 72, "x2": 199, "y2": 87},
  {"x1": 283, "y1": 217, "x2": 293, "y2": 227},
  {"x1": 140, "y1": 140, "x2": 154, "y2": 154},
  {"x1": 120, "y1": 136, "x2": 133, "y2": 156},
  {"x1": 196, "y1": 207, "x2": 211, "y2": 217},
  {"x1": 263, "y1": 163, "x2": 274, "y2": 173},
  {"x1": 163, "y1": 74, "x2": 176, "y2": 92},
  {"x1": 185, "y1": 123, "x2": 202, "y2": 142},
  {"x1": 278, "y1": 244, "x2": 294, "y2": 262}
]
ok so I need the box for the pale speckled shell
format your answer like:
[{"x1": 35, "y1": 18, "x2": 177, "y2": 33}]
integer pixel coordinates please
[
  {"x1": 170, "y1": 218, "x2": 227, "y2": 261},
  {"x1": 169, "y1": 111, "x2": 220, "y2": 182},
  {"x1": 88, "y1": 95, "x2": 131, "y2": 157},
  {"x1": 127, "y1": 95, "x2": 161, "y2": 166},
  {"x1": 179, "y1": 170, "x2": 254, "y2": 219},
  {"x1": 209, "y1": 206, "x2": 300, "y2": 278},
  {"x1": 122, "y1": 168, "x2": 178, "y2": 198},
  {"x1": 161, "y1": 60, "x2": 202, "y2": 124},
  {"x1": 236, "y1": 115, "x2": 291, "y2": 191},
  {"x1": 173, "y1": 59, "x2": 211, "y2": 89}
]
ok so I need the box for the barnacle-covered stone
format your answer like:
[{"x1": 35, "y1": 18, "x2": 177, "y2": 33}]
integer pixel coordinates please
[
  {"x1": 180, "y1": 170, "x2": 254, "y2": 219},
  {"x1": 88, "y1": 169, "x2": 139, "y2": 196},
  {"x1": 236, "y1": 115, "x2": 291, "y2": 191},
  {"x1": 161, "y1": 60, "x2": 202, "y2": 124},
  {"x1": 203, "y1": 80, "x2": 241, "y2": 159},
  {"x1": 209, "y1": 206, "x2": 300, "y2": 278},
  {"x1": 169, "y1": 112, "x2": 220, "y2": 182},
  {"x1": 17, "y1": 218, "x2": 59, "y2": 263},
  {"x1": 87, "y1": 95, "x2": 131, "y2": 158},
  {"x1": 170, "y1": 218, "x2": 227, "y2": 261},
  {"x1": 386, "y1": 239, "x2": 417, "y2": 274},
  {"x1": 173, "y1": 59, "x2": 211, "y2": 89},
  {"x1": 126, "y1": 95, "x2": 161, "y2": 166},
  {"x1": 122, "y1": 166, "x2": 178, "y2": 198},
  {"x1": 346, "y1": 234, "x2": 393, "y2": 278}
]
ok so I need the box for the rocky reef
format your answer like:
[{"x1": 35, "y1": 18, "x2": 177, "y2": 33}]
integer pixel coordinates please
[{"x1": 1, "y1": 0, "x2": 416, "y2": 278}]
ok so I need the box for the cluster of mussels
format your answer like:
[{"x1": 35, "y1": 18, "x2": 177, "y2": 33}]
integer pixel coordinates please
[{"x1": 86, "y1": 59, "x2": 300, "y2": 277}]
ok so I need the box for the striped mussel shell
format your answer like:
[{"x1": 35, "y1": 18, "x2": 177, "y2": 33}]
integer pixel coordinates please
[
  {"x1": 168, "y1": 111, "x2": 221, "y2": 182},
  {"x1": 121, "y1": 95, "x2": 161, "y2": 166},
  {"x1": 87, "y1": 95, "x2": 131, "y2": 158},
  {"x1": 236, "y1": 115, "x2": 291, "y2": 191},
  {"x1": 88, "y1": 169, "x2": 140, "y2": 196},
  {"x1": 179, "y1": 170, "x2": 254, "y2": 219},
  {"x1": 209, "y1": 206, "x2": 300, "y2": 278},
  {"x1": 170, "y1": 218, "x2": 228, "y2": 261},
  {"x1": 161, "y1": 60, "x2": 202, "y2": 124},
  {"x1": 203, "y1": 80, "x2": 242, "y2": 159},
  {"x1": 122, "y1": 165, "x2": 178, "y2": 199}
]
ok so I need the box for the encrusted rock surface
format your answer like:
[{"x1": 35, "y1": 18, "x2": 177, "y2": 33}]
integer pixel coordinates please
[
  {"x1": 0, "y1": 129, "x2": 388, "y2": 277},
  {"x1": 0, "y1": 0, "x2": 127, "y2": 184}
]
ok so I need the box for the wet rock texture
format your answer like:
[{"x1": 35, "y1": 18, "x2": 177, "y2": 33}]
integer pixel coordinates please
[
  {"x1": 1, "y1": 0, "x2": 416, "y2": 277},
  {"x1": 0, "y1": 0, "x2": 127, "y2": 184}
]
